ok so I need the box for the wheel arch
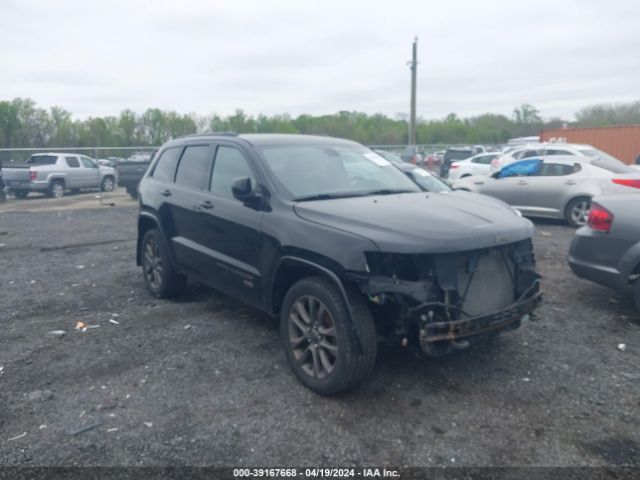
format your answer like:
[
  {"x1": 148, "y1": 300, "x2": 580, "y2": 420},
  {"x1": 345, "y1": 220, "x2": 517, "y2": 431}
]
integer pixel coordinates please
[
  {"x1": 137, "y1": 211, "x2": 173, "y2": 267},
  {"x1": 270, "y1": 256, "x2": 363, "y2": 354}
]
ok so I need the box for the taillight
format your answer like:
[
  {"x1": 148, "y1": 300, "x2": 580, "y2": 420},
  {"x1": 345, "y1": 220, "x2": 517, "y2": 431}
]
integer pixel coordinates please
[
  {"x1": 587, "y1": 203, "x2": 614, "y2": 233},
  {"x1": 612, "y1": 178, "x2": 640, "y2": 189},
  {"x1": 450, "y1": 163, "x2": 459, "y2": 169},
  {"x1": 29, "y1": 171, "x2": 37, "y2": 181}
]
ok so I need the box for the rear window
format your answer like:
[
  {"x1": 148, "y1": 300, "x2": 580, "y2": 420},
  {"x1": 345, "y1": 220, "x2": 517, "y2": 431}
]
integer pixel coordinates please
[
  {"x1": 591, "y1": 156, "x2": 636, "y2": 174},
  {"x1": 26, "y1": 155, "x2": 57, "y2": 166},
  {"x1": 152, "y1": 147, "x2": 181, "y2": 182},
  {"x1": 175, "y1": 145, "x2": 213, "y2": 190},
  {"x1": 445, "y1": 150, "x2": 472, "y2": 161}
]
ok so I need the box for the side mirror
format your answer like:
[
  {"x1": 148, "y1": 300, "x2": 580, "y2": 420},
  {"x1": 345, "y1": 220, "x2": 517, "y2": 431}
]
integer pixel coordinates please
[{"x1": 231, "y1": 176, "x2": 256, "y2": 201}]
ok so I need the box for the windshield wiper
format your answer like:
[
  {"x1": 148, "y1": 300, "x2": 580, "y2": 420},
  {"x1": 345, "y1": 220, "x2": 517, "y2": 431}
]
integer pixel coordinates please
[
  {"x1": 293, "y1": 192, "x2": 368, "y2": 202},
  {"x1": 364, "y1": 189, "x2": 416, "y2": 195}
]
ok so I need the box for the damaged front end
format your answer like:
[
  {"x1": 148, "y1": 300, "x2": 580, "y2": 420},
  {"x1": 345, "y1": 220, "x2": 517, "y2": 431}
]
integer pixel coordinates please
[{"x1": 346, "y1": 239, "x2": 542, "y2": 356}]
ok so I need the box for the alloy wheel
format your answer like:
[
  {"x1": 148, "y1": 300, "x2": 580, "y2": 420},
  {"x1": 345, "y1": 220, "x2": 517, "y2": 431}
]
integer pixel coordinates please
[
  {"x1": 570, "y1": 200, "x2": 591, "y2": 226},
  {"x1": 102, "y1": 178, "x2": 115, "y2": 192},
  {"x1": 288, "y1": 295, "x2": 339, "y2": 379},
  {"x1": 52, "y1": 183, "x2": 64, "y2": 198},
  {"x1": 143, "y1": 238, "x2": 164, "y2": 291}
]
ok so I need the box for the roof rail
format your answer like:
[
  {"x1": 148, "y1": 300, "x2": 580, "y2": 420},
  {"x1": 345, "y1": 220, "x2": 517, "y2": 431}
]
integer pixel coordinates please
[{"x1": 177, "y1": 131, "x2": 238, "y2": 139}]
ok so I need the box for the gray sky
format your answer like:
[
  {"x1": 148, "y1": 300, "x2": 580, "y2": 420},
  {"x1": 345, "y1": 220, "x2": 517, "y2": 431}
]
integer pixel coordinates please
[{"x1": 1, "y1": 0, "x2": 639, "y2": 121}]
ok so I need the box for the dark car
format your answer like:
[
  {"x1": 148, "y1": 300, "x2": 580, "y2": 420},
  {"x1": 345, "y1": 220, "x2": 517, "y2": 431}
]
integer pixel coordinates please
[
  {"x1": 569, "y1": 194, "x2": 640, "y2": 311},
  {"x1": 117, "y1": 151, "x2": 155, "y2": 199},
  {"x1": 440, "y1": 147, "x2": 474, "y2": 178},
  {"x1": 136, "y1": 134, "x2": 542, "y2": 394}
]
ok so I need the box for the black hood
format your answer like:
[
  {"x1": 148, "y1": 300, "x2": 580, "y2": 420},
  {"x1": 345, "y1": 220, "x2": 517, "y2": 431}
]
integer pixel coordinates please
[{"x1": 293, "y1": 191, "x2": 534, "y2": 254}]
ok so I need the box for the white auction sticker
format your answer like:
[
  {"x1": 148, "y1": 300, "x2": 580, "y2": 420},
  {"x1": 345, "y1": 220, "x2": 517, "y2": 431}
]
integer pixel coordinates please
[{"x1": 363, "y1": 152, "x2": 391, "y2": 166}]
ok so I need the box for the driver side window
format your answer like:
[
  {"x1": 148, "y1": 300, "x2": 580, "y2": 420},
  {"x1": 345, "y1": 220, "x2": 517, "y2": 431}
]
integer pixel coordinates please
[
  {"x1": 210, "y1": 146, "x2": 256, "y2": 200},
  {"x1": 499, "y1": 159, "x2": 542, "y2": 178}
]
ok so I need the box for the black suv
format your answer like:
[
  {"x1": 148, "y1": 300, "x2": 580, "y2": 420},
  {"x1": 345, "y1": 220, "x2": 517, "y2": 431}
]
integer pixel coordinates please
[
  {"x1": 137, "y1": 133, "x2": 541, "y2": 394},
  {"x1": 440, "y1": 147, "x2": 474, "y2": 178}
]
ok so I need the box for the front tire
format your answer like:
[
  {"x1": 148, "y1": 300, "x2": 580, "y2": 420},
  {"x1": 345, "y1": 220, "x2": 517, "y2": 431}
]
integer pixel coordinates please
[
  {"x1": 141, "y1": 229, "x2": 187, "y2": 298},
  {"x1": 565, "y1": 196, "x2": 591, "y2": 228},
  {"x1": 101, "y1": 176, "x2": 115, "y2": 192},
  {"x1": 280, "y1": 277, "x2": 377, "y2": 395}
]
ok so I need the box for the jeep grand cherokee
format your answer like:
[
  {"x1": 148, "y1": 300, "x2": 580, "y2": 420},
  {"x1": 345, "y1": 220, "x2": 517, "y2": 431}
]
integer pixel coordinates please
[{"x1": 136, "y1": 133, "x2": 541, "y2": 395}]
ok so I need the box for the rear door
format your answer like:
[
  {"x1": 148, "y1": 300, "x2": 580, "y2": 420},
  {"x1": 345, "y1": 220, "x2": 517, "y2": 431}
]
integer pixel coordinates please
[
  {"x1": 64, "y1": 156, "x2": 82, "y2": 188},
  {"x1": 470, "y1": 153, "x2": 496, "y2": 175},
  {"x1": 526, "y1": 161, "x2": 585, "y2": 216},
  {"x1": 166, "y1": 143, "x2": 216, "y2": 274}
]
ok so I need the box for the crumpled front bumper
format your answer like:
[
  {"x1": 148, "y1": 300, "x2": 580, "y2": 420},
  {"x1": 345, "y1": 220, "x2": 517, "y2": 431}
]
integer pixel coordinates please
[{"x1": 418, "y1": 283, "x2": 542, "y2": 344}]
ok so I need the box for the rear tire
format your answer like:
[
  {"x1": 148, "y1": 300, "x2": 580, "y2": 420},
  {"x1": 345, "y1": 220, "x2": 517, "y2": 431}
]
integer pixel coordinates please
[
  {"x1": 565, "y1": 196, "x2": 591, "y2": 228},
  {"x1": 280, "y1": 276, "x2": 377, "y2": 395},
  {"x1": 14, "y1": 190, "x2": 29, "y2": 199},
  {"x1": 141, "y1": 229, "x2": 187, "y2": 298},
  {"x1": 47, "y1": 180, "x2": 65, "y2": 198}
]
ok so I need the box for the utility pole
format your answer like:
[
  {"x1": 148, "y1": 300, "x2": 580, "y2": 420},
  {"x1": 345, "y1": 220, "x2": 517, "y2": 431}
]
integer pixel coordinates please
[{"x1": 408, "y1": 37, "x2": 418, "y2": 145}]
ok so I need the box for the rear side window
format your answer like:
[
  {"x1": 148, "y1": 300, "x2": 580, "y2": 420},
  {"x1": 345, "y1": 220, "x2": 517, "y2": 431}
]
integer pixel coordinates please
[
  {"x1": 546, "y1": 149, "x2": 573, "y2": 156},
  {"x1": 539, "y1": 163, "x2": 580, "y2": 176},
  {"x1": 152, "y1": 147, "x2": 181, "y2": 182},
  {"x1": 27, "y1": 155, "x2": 57, "y2": 166},
  {"x1": 211, "y1": 146, "x2": 255, "y2": 199},
  {"x1": 65, "y1": 157, "x2": 80, "y2": 168},
  {"x1": 473, "y1": 154, "x2": 497, "y2": 165},
  {"x1": 175, "y1": 145, "x2": 213, "y2": 190}
]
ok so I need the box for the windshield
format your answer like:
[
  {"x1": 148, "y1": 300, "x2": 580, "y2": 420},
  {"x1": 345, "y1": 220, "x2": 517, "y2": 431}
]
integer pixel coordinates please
[
  {"x1": 404, "y1": 168, "x2": 451, "y2": 192},
  {"x1": 259, "y1": 144, "x2": 420, "y2": 200},
  {"x1": 445, "y1": 150, "x2": 472, "y2": 161},
  {"x1": 374, "y1": 150, "x2": 405, "y2": 165}
]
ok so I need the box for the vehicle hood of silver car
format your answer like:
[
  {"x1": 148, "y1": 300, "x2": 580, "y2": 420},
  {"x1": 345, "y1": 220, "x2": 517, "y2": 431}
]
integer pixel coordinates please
[{"x1": 293, "y1": 191, "x2": 534, "y2": 253}]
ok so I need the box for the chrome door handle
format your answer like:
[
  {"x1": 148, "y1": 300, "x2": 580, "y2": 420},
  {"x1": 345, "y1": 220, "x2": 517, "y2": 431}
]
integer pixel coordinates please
[
  {"x1": 160, "y1": 189, "x2": 172, "y2": 197},
  {"x1": 517, "y1": 180, "x2": 528, "y2": 185},
  {"x1": 565, "y1": 180, "x2": 576, "y2": 185}
]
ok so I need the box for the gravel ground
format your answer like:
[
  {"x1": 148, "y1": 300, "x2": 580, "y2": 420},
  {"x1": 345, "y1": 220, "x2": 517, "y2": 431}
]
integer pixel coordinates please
[{"x1": 0, "y1": 201, "x2": 639, "y2": 468}]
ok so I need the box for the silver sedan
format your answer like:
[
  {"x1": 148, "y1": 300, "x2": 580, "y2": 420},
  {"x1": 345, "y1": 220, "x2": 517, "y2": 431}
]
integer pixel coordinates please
[{"x1": 451, "y1": 155, "x2": 640, "y2": 227}]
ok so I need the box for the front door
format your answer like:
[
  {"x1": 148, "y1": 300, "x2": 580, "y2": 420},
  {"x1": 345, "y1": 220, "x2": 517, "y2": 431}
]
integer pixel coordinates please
[{"x1": 200, "y1": 144, "x2": 264, "y2": 306}]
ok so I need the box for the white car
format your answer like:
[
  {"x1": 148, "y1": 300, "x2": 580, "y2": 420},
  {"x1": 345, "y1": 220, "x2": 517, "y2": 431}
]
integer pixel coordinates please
[
  {"x1": 448, "y1": 152, "x2": 499, "y2": 181},
  {"x1": 452, "y1": 155, "x2": 640, "y2": 227},
  {"x1": 489, "y1": 143, "x2": 619, "y2": 173}
]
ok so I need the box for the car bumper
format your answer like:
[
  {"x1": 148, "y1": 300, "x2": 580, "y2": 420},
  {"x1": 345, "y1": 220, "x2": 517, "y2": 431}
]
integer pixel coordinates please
[
  {"x1": 568, "y1": 227, "x2": 633, "y2": 293},
  {"x1": 5, "y1": 180, "x2": 48, "y2": 191},
  {"x1": 417, "y1": 283, "x2": 542, "y2": 344}
]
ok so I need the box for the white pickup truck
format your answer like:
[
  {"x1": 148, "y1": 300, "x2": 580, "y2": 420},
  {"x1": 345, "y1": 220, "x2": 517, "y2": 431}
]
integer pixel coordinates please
[{"x1": 3, "y1": 153, "x2": 117, "y2": 199}]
